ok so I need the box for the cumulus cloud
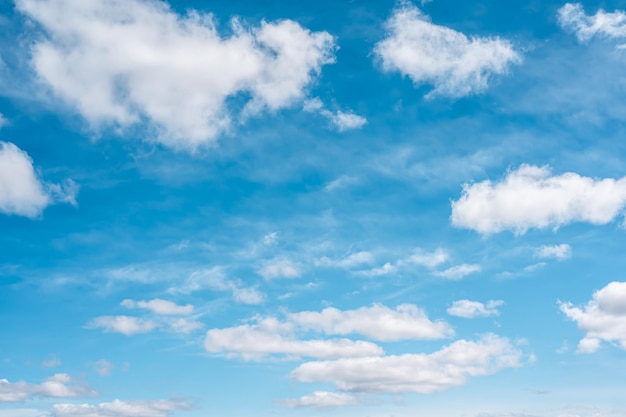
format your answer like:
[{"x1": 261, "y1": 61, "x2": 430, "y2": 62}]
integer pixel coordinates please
[
  {"x1": 434, "y1": 264, "x2": 481, "y2": 280},
  {"x1": 204, "y1": 317, "x2": 383, "y2": 360},
  {"x1": 51, "y1": 399, "x2": 190, "y2": 417},
  {"x1": 289, "y1": 303, "x2": 453, "y2": 341},
  {"x1": 87, "y1": 316, "x2": 158, "y2": 336},
  {"x1": 0, "y1": 142, "x2": 77, "y2": 218},
  {"x1": 279, "y1": 391, "x2": 361, "y2": 408},
  {"x1": 535, "y1": 244, "x2": 572, "y2": 261},
  {"x1": 16, "y1": 0, "x2": 336, "y2": 150},
  {"x1": 303, "y1": 98, "x2": 366, "y2": 132},
  {"x1": 558, "y1": 3, "x2": 626, "y2": 44},
  {"x1": 451, "y1": 165, "x2": 626, "y2": 235},
  {"x1": 121, "y1": 299, "x2": 193, "y2": 315},
  {"x1": 404, "y1": 248, "x2": 448, "y2": 268},
  {"x1": 0, "y1": 374, "x2": 95, "y2": 402},
  {"x1": 560, "y1": 281, "x2": 626, "y2": 353},
  {"x1": 373, "y1": 2, "x2": 520, "y2": 98},
  {"x1": 258, "y1": 258, "x2": 301, "y2": 280},
  {"x1": 291, "y1": 334, "x2": 523, "y2": 394},
  {"x1": 447, "y1": 300, "x2": 504, "y2": 318}
]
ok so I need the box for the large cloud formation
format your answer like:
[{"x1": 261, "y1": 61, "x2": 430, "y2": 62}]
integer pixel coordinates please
[
  {"x1": 374, "y1": 2, "x2": 520, "y2": 98},
  {"x1": 560, "y1": 281, "x2": 626, "y2": 353},
  {"x1": 451, "y1": 165, "x2": 626, "y2": 235},
  {"x1": 16, "y1": 0, "x2": 336, "y2": 150}
]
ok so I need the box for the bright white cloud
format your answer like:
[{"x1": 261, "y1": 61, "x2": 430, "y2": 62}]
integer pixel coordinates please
[
  {"x1": 291, "y1": 334, "x2": 523, "y2": 393},
  {"x1": 434, "y1": 264, "x2": 481, "y2": 280},
  {"x1": 51, "y1": 399, "x2": 190, "y2": 417},
  {"x1": 303, "y1": 98, "x2": 366, "y2": 132},
  {"x1": 405, "y1": 248, "x2": 448, "y2": 268},
  {"x1": 280, "y1": 391, "x2": 361, "y2": 408},
  {"x1": 258, "y1": 258, "x2": 301, "y2": 280},
  {"x1": 451, "y1": 165, "x2": 626, "y2": 235},
  {"x1": 16, "y1": 0, "x2": 336, "y2": 150},
  {"x1": 0, "y1": 142, "x2": 77, "y2": 218},
  {"x1": 373, "y1": 2, "x2": 520, "y2": 98},
  {"x1": 289, "y1": 304, "x2": 453, "y2": 341},
  {"x1": 535, "y1": 244, "x2": 572, "y2": 261},
  {"x1": 560, "y1": 281, "x2": 626, "y2": 353},
  {"x1": 87, "y1": 316, "x2": 158, "y2": 336},
  {"x1": 447, "y1": 300, "x2": 504, "y2": 318},
  {"x1": 121, "y1": 298, "x2": 194, "y2": 315},
  {"x1": 558, "y1": 3, "x2": 626, "y2": 44},
  {"x1": 0, "y1": 374, "x2": 95, "y2": 403},
  {"x1": 204, "y1": 317, "x2": 383, "y2": 360}
]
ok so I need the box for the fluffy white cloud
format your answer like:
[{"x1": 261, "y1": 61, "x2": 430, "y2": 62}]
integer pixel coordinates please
[
  {"x1": 558, "y1": 3, "x2": 626, "y2": 44},
  {"x1": 451, "y1": 165, "x2": 626, "y2": 235},
  {"x1": 16, "y1": 0, "x2": 335, "y2": 150},
  {"x1": 560, "y1": 281, "x2": 626, "y2": 353},
  {"x1": 51, "y1": 399, "x2": 190, "y2": 417},
  {"x1": 204, "y1": 317, "x2": 383, "y2": 360},
  {"x1": 0, "y1": 142, "x2": 77, "y2": 218},
  {"x1": 291, "y1": 334, "x2": 523, "y2": 393},
  {"x1": 447, "y1": 300, "x2": 504, "y2": 318},
  {"x1": 87, "y1": 316, "x2": 158, "y2": 336},
  {"x1": 258, "y1": 258, "x2": 301, "y2": 280},
  {"x1": 0, "y1": 374, "x2": 95, "y2": 402},
  {"x1": 121, "y1": 299, "x2": 193, "y2": 315},
  {"x1": 373, "y1": 2, "x2": 520, "y2": 98},
  {"x1": 303, "y1": 98, "x2": 367, "y2": 132},
  {"x1": 289, "y1": 304, "x2": 453, "y2": 341},
  {"x1": 279, "y1": 391, "x2": 361, "y2": 408},
  {"x1": 535, "y1": 244, "x2": 572, "y2": 261},
  {"x1": 434, "y1": 264, "x2": 481, "y2": 280}
]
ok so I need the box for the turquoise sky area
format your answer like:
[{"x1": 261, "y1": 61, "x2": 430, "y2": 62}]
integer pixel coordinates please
[{"x1": 2, "y1": 1, "x2": 626, "y2": 416}]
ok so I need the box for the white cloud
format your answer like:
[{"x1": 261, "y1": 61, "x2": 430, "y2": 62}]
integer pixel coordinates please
[
  {"x1": 204, "y1": 317, "x2": 383, "y2": 360},
  {"x1": 315, "y1": 251, "x2": 375, "y2": 269},
  {"x1": 121, "y1": 298, "x2": 194, "y2": 315},
  {"x1": 51, "y1": 399, "x2": 190, "y2": 417},
  {"x1": 355, "y1": 262, "x2": 397, "y2": 277},
  {"x1": 87, "y1": 316, "x2": 158, "y2": 336},
  {"x1": 289, "y1": 303, "x2": 453, "y2": 341},
  {"x1": 405, "y1": 248, "x2": 448, "y2": 268},
  {"x1": 263, "y1": 232, "x2": 279, "y2": 246},
  {"x1": 0, "y1": 374, "x2": 95, "y2": 402},
  {"x1": 0, "y1": 142, "x2": 77, "y2": 218},
  {"x1": 291, "y1": 334, "x2": 523, "y2": 394},
  {"x1": 535, "y1": 244, "x2": 572, "y2": 261},
  {"x1": 16, "y1": 0, "x2": 336, "y2": 150},
  {"x1": 560, "y1": 281, "x2": 626, "y2": 353},
  {"x1": 279, "y1": 391, "x2": 361, "y2": 408},
  {"x1": 434, "y1": 264, "x2": 481, "y2": 280},
  {"x1": 373, "y1": 2, "x2": 520, "y2": 98},
  {"x1": 258, "y1": 258, "x2": 301, "y2": 280},
  {"x1": 323, "y1": 175, "x2": 359, "y2": 192},
  {"x1": 303, "y1": 98, "x2": 366, "y2": 132},
  {"x1": 558, "y1": 3, "x2": 626, "y2": 44},
  {"x1": 451, "y1": 165, "x2": 626, "y2": 235},
  {"x1": 447, "y1": 300, "x2": 504, "y2": 318},
  {"x1": 169, "y1": 318, "x2": 203, "y2": 334}
]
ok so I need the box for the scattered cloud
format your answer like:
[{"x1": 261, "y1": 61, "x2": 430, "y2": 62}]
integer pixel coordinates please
[
  {"x1": 16, "y1": 0, "x2": 336, "y2": 150},
  {"x1": 204, "y1": 317, "x2": 383, "y2": 360},
  {"x1": 289, "y1": 303, "x2": 453, "y2": 341},
  {"x1": 355, "y1": 262, "x2": 397, "y2": 277},
  {"x1": 323, "y1": 175, "x2": 359, "y2": 192},
  {"x1": 42, "y1": 355, "x2": 61, "y2": 368},
  {"x1": 0, "y1": 374, "x2": 95, "y2": 402},
  {"x1": 451, "y1": 165, "x2": 626, "y2": 235},
  {"x1": 535, "y1": 244, "x2": 572, "y2": 261},
  {"x1": 169, "y1": 318, "x2": 204, "y2": 334},
  {"x1": 50, "y1": 399, "x2": 191, "y2": 417},
  {"x1": 291, "y1": 334, "x2": 524, "y2": 393},
  {"x1": 258, "y1": 258, "x2": 301, "y2": 280},
  {"x1": 373, "y1": 2, "x2": 520, "y2": 98},
  {"x1": 434, "y1": 264, "x2": 481, "y2": 280},
  {"x1": 558, "y1": 3, "x2": 626, "y2": 45},
  {"x1": 92, "y1": 360, "x2": 114, "y2": 377},
  {"x1": 87, "y1": 316, "x2": 158, "y2": 336},
  {"x1": 279, "y1": 391, "x2": 361, "y2": 408},
  {"x1": 263, "y1": 232, "x2": 279, "y2": 246},
  {"x1": 560, "y1": 281, "x2": 626, "y2": 353},
  {"x1": 447, "y1": 300, "x2": 504, "y2": 318},
  {"x1": 121, "y1": 299, "x2": 194, "y2": 315},
  {"x1": 315, "y1": 251, "x2": 375, "y2": 269},
  {"x1": 0, "y1": 142, "x2": 77, "y2": 218},
  {"x1": 303, "y1": 98, "x2": 366, "y2": 132},
  {"x1": 404, "y1": 248, "x2": 448, "y2": 268}
]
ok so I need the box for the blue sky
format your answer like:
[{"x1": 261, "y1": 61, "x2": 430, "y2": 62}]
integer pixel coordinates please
[{"x1": 2, "y1": 0, "x2": 626, "y2": 416}]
